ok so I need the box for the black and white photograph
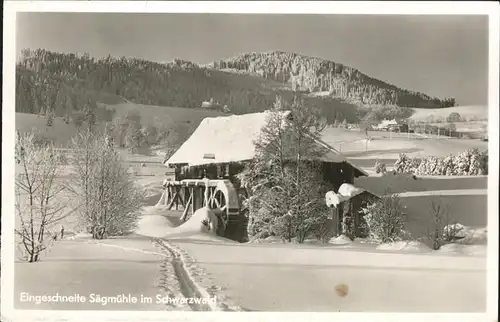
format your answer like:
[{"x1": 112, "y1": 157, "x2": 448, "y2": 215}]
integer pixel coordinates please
[{"x1": 2, "y1": 2, "x2": 499, "y2": 321}]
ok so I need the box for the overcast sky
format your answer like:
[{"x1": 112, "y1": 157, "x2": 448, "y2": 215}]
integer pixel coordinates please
[{"x1": 16, "y1": 13, "x2": 489, "y2": 106}]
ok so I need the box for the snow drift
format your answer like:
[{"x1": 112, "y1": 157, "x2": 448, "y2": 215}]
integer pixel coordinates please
[
  {"x1": 438, "y1": 244, "x2": 487, "y2": 256},
  {"x1": 163, "y1": 207, "x2": 216, "y2": 237},
  {"x1": 134, "y1": 206, "x2": 178, "y2": 238},
  {"x1": 329, "y1": 235, "x2": 353, "y2": 245},
  {"x1": 376, "y1": 241, "x2": 432, "y2": 253},
  {"x1": 160, "y1": 208, "x2": 236, "y2": 243},
  {"x1": 444, "y1": 224, "x2": 487, "y2": 245}
]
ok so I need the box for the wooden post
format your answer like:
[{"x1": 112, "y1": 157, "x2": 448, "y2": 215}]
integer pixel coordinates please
[
  {"x1": 180, "y1": 193, "x2": 193, "y2": 221},
  {"x1": 202, "y1": 186, "x2": 207, "y2": 207},
  {"x1": 193, "y1": 186, "x2": 204, "y2": 213},
  {"x1": 180, "y1": 187, "x2": 185, "y2": 208},
  {"x1": 332, "y1": 207, "x2": 339, "y2": 237},
  {"x1": 191, "y1": 187, "x2": 197, "y2": 214},
  {"x1": 175, "y1": 186, "x2": 179, "y2": 210},
  {"x1": 163, "y1": 186, "x2": 169, "y2": 207},
  {"x1": 352, "y1": 197, "x2": 360, "y2": 237},
  {"x1": 167, "y1": 189, "x2": 180, "y2": 210},
  {"x1": 338, "y1": 203, "x2": 344, "y2": 235},
  {"x1": 189, "y1": 187, "x2": 197, "y2": 215}
]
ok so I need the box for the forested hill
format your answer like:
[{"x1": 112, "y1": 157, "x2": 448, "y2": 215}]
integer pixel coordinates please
[
  {"x1": 15, "y1": 49, "x2": 454, "y2": 125},
  {"x1": 209, "y1": 51, "x2": 456, "y2": 109}
]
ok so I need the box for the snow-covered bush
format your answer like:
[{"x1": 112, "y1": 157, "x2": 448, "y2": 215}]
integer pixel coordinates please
[
  {"x1": 360, "y1": 194, "x2": 408, "y2": 243},
  {"x1": 69, "y1": 129, "x2": 146, "y2": 239},
  {"x1": 374, "y1": 160, "x2": 387, "y2": 174},
  {"x1": 442, "y1": 154, "x2": 456, "y2": 176},
  {"x1": 46, "y1": 112, "x2": 55, "y2": 127},
  {"x1": 312, "y1": 217, "x2": 335, "y2": 243},
  {"x1": 446, "y1": 112, "x2": 463, "y2": 123},
  {"x1": 394, "y1": 149, "x2": 487, "y2": 176},
  {"x1": 63, "y1": 114, "x2": 72, "y2": 124},
  {"x1": 479, "y1": 150, "x2": 488, "y2": 175},
  {"x1": 416, "y1": 156, "x2": 446, "y2": 176},
  {"x1": 454, "y1": 148, "x2": 484, "y2": 176},
  {"x1": 433, "y1": 157, "x2": 445, "y2": 175},
  {"x1": 394, "y1": 153, "x2": 410, "y2": 173},
  {"x1": 394, "y1": 153, "x2": 421, "y2": 174}
]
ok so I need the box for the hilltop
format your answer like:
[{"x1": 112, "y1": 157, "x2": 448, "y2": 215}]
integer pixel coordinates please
[{"x1": 208, "y1": 51, "x2": 456, "y2": 109}]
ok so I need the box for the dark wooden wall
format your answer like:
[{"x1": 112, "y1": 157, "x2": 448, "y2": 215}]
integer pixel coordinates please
[
  {"x1": 321, "y1": 161, "x2": 356, "y2": 193},
  {"x1": 175, "y1": 161, "x2": 358, "y2": 192},
  {"x1": 174, "y1": 162, "x2": 248, "y2": 181}
]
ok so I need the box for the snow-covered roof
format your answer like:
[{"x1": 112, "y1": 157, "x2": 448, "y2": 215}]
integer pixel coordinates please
[
  {"x1": 325, "y1": 183, "x2": 378, "y2": 208},
  {"x1": 377, "y1": 119, "x2": 399, "y2": 128},
  {"x1": 165, "y1": 111, "x2": 368, "y2": 176},
  {"x1": 338, "y1": 183, "x2": 366, "y2": 198}
]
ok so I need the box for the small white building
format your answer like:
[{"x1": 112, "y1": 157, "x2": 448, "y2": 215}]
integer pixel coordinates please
[
  {"x1": 201, "y1": 98, "x2": 222, "y2": 110},
  {"x1": 376, "y1": 119, "x2": 398, "y2": 130}
]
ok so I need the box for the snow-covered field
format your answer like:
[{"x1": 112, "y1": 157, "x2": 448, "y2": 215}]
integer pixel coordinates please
[
  {"x1": 409, "y1": 105, "x2": 488, "y2": 122},
  {"x1": 320, "y1": 127, "x2": 487, "y2": 172},
  {"x1": 354, "y1": 174, "x2": 488, "y2": 239}
]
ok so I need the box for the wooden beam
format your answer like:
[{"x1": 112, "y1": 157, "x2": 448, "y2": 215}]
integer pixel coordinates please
[
  {"x1": 193, "y1": 186, "x2": 204, "y2": 212},
  {"x1": 180, "y1": 193, "x2": 193, "y2": 221},
  {"x1": 332, "y1": 208, "x2": 339, "y2": 237},
  {"x1": 175, "y1": 186, "x2": 179, "y2": 210},
  {"x1": 190, "y1": 187, "x2": 195, "y2": 218},
  {"x1": 167, "y1": 189, "x2": 181, "y2": 210},
  {"x1": 176, "y1": 186, "x2": 184, "y2": 208},
  {"x1": 185, "y1": 186, "x2": 190, "y2": 207},
  {"x1": 352, "y1": 199, "x2": 358, "y2": 237}
]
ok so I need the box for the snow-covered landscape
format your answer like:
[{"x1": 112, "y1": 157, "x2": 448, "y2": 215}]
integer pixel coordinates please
[{"x1": 12, "y1": 167, "x2": 488, "y2": 312}]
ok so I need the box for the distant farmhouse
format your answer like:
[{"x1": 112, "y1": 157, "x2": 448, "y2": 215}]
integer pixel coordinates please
[
  {"x1": 160, "y1": 111, "x2": 369, "y2": 242},
  {"x1": 376, "y1": 119, "x2": 398, "y2": 131},
  {"x1": 200, "y1": 98, "x2": 231, "y2": 113},
  {"x1": 376, "y1": 119, "x2": 409, "y2": 132}
]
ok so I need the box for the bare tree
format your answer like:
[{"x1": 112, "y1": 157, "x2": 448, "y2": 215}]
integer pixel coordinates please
[
  {"x1": 426, "y1": 199, "x2": 459, "y2": 250},
  {"x1": 360, "y1": 193, "x2": 408, "y2": 243},
  {"x1": 68, "y1": 129, "x2": 145, "y2": 239},
  {"x1": 15, "y1": 132, "x2": 73, "y2": 262},
  {"x1": 158, "y1": 126, "x2": 181, "y2": 163}
]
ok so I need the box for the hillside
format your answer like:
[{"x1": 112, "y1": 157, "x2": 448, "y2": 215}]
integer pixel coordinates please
[
  {"x1": 208, "y1": 51, "x2": 456, "y2": 109},
  {"x1": 16, "y1": 49, "x2": 360, "y2": 123},
  {"x1": 15, "y1": 49, "x2": 454, "y2": 126},
  {"x1": 15, "y1": 113, "x2": 81, "y2": 148},
  {"x1": 15, "y1": 102, "x2": 227, "y2": 148}
]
